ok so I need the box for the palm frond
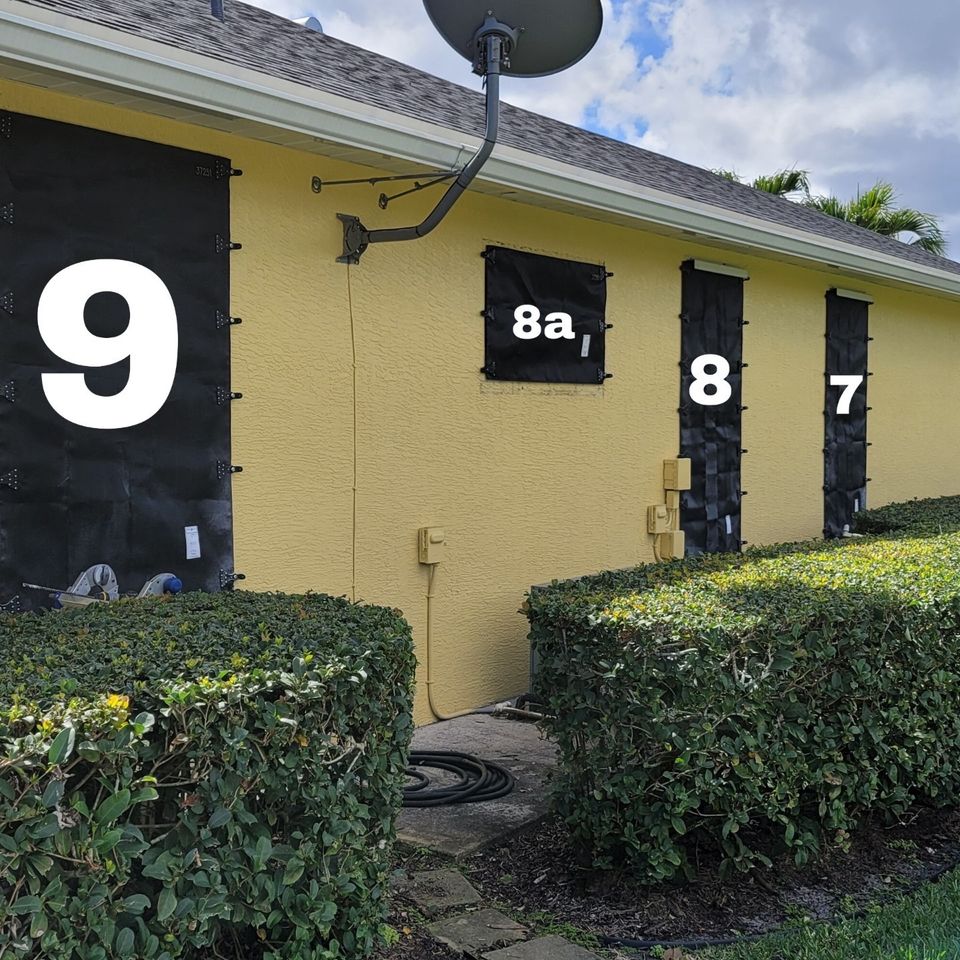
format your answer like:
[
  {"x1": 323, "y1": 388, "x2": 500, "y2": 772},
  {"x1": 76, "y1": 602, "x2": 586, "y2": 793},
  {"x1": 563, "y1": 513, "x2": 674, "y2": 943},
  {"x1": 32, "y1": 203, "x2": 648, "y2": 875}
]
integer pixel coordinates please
[
  {"x1": 713, "y1": 168, "x2": 743, "y2": 183},
  {"x1": 752, "y1": 168, "x2": 810, "y2": 198}
]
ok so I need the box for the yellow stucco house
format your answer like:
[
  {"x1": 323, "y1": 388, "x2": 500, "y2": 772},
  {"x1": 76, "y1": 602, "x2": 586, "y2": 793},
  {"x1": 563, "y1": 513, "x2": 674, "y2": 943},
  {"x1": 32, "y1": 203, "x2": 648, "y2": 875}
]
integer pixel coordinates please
[{"x1": 2, "y1": 0, "x2": 959, "y2": 723}]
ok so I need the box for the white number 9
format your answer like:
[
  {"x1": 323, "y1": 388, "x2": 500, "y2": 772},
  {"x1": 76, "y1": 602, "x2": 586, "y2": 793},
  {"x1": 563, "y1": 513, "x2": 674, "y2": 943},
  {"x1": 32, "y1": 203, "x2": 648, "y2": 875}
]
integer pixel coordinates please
[{"x1": 38, "y1": 259, "x2": 178, "y2": 430}]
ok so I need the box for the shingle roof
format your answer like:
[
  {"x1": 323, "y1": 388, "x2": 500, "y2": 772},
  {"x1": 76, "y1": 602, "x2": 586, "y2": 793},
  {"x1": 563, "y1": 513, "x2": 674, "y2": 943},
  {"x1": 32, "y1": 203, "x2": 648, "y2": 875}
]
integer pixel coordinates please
[{"x1": 16, "y1": 0, "x2": 960, "y2": 276}]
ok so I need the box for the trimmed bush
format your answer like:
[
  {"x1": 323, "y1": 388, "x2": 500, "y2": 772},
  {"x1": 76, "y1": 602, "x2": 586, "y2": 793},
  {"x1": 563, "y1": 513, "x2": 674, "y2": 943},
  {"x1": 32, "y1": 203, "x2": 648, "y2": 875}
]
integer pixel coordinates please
[
  {"x1": 0, "y1": 590, "x2": 415, "y2": 960},
  {"x1": 853, "y1": 494, "x2": 960, "y2": 535},
  {"x1": 528, "y1": 527, "x2": 960, "y2": 881}
]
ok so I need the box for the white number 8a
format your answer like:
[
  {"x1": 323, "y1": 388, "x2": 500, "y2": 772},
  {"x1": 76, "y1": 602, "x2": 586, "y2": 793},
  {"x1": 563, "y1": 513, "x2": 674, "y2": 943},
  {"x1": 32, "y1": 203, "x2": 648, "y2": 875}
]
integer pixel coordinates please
[{"x1": 38, "y1": 259, "x2": 178, "y2": 430}]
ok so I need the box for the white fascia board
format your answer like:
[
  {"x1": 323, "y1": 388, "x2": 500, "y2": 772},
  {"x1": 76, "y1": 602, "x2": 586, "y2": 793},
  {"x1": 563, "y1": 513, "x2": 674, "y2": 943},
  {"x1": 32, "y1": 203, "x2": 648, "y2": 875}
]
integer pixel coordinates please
[
  {"x1": 833, "y1": 287, "x2": 875, "y2": 304},
  {"x1": 4, "y1": 0, "x2": 960, "y2": 301},
  {"x1": 692, "y1": 259, "x2": 750, "y2": 279}
]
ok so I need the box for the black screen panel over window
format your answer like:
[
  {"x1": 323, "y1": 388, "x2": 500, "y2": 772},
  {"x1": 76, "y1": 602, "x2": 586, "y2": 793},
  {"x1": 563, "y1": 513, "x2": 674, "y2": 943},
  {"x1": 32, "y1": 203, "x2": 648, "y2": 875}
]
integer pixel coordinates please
[
  {"x1": 0, "y1": 111, "x2": 235, "y2": 609},
  {"x1": 678, "y1": 261, "x2": 745, "y2": 555},
  {"x1": 482, "y1": 245, "x2": 609, "y2": 384},
  {"x1": 823, "y1": 290, "x2": 869, "y2": 538}
]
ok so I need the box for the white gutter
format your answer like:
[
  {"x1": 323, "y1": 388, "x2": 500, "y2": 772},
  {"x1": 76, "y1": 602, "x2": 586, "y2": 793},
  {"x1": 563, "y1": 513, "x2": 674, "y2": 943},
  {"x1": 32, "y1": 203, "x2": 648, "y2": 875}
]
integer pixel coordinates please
[{"x1": 3, "y1": 0, "x2": 960, "y2": 299}]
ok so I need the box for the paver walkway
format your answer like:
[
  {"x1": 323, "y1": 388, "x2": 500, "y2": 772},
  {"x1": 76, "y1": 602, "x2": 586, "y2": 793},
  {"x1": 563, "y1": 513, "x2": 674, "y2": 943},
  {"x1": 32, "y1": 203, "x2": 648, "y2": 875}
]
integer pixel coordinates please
[{"x1": 395, "y1": 867, "x2": 601, "y2": 959}]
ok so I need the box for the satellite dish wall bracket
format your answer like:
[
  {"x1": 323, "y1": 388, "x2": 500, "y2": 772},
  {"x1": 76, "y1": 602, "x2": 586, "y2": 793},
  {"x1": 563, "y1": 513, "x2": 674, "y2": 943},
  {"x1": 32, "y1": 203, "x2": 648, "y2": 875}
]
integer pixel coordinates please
[{"x1": 335, "y1": 21, "x2": 514, "y2": 265}]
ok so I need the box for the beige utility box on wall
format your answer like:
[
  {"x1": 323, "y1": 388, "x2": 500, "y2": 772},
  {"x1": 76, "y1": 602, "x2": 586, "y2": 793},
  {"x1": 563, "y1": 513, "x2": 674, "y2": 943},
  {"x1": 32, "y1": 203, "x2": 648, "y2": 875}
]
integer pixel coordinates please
[{"x1": 663, "y1": 458, "x2": 692, "y2": 491}]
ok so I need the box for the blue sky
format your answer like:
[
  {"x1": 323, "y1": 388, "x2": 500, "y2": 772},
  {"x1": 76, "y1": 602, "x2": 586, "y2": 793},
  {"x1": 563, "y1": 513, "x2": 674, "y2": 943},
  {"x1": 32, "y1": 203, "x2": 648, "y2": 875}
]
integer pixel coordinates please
[{"x1": 249, "y1": 0, "x2": 960, "y2": 257}]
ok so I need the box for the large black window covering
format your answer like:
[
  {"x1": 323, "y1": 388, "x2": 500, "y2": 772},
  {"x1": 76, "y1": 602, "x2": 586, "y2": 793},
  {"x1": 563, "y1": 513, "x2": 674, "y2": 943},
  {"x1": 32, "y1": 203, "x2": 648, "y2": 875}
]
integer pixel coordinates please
[
  {"x1": 823, "y1": 290, "x2": 869, "y2": 538},
  {"x1": 0, "y1": 111, "x2": 235, "y2": 609},
  {"x1": 678, "y1": 261, "x2": 745, "y2": 555}
]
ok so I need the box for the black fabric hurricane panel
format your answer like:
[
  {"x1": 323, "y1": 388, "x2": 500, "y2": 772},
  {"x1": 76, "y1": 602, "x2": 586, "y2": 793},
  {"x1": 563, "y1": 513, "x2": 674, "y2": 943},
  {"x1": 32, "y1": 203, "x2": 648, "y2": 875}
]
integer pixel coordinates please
[
  {"x1": 0, "y1": 111, "x2": 235, "y2": 609},
  {"x1": 482, "y1": 245, "x2": 608, "y2": 384},
  {"x1": 823, "y1": 291, "x2": 869, "y2": 538},
  {"x1": 679, "y1": 262, "x2": 744, "y2": 556}
]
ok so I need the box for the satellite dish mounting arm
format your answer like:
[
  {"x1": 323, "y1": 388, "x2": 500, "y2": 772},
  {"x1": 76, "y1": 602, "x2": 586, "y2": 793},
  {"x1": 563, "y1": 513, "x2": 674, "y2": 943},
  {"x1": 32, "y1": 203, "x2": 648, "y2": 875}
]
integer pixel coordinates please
[{"x1": 337, "y1": 18, "x2": 517, "y2": 265}]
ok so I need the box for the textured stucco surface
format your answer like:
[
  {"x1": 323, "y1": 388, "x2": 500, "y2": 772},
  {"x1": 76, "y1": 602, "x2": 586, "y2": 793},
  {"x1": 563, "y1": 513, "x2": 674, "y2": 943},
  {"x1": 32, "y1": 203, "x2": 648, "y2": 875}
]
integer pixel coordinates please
[{"x1": 3, "y1": 79, "x2": 960, "y2": 724}]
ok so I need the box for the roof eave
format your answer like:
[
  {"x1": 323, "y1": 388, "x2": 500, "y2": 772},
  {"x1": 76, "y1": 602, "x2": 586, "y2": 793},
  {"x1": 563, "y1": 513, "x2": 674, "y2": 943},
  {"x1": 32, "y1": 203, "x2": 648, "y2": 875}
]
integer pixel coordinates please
[{"x1": 3, "y1": 0, "x2": 960, "y2": 300}]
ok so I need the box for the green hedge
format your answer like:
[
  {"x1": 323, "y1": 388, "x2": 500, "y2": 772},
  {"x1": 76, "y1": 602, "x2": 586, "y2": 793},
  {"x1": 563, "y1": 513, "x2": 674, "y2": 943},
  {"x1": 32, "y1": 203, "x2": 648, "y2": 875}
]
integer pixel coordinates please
[
  {"x1": 0, "y1": 591, "x2": 415, "y2": 960},
  {"x1": 528, "y1": 522, "x2": 960, "y2": 881},
  {"x1": 853, "y1": 494, "x2": 960, "y2": 535}
]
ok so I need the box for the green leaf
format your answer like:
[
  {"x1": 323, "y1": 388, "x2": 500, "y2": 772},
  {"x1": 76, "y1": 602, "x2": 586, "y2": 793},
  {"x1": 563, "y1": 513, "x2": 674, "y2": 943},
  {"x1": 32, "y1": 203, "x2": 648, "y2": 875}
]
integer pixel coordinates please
[
  {"x1": 41, "y1": 779, "x2": 64, "y2": 808},
  {"x1": 95, "y1": 788, "x2": 131, "y2": 825},
  {"x1": 115, "y1": 927, "x2": 135, "y2": 957},
  {"x1": 48, "y1": 727, "x2": 75, "y2": 765},
  {"x1": 122, "y1": 894, "x2": 150, "y2": 916},
  {"x1": 12, "y1": 895, "x2": 42, "y2": 915},
  {"x1": 282, "y1": 858, "x2": 305, "y2": 885},
  {"x1": 156, "y1": 887, "x2": 177, "y2": 923},
  {"x1": 208, "y1": 807, "x2": 232, "y2": 829}
]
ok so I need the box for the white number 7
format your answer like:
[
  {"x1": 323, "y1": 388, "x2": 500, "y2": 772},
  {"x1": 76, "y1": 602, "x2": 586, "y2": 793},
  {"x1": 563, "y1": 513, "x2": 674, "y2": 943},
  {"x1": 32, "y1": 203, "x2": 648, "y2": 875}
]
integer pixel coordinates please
[
  {"x1": 829, "y1": 374, "x2": 864, "y2": 416},
  {"x1": 38, "y1": 259, "x2": 178, "y2": 430}
]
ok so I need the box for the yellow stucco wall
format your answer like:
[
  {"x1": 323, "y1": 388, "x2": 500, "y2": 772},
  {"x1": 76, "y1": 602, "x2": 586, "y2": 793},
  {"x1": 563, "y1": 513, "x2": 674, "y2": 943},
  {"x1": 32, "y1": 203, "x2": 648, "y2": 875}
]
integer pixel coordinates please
[{"x1": 3, "y1": 78, "x2": 959, "y2": 724}]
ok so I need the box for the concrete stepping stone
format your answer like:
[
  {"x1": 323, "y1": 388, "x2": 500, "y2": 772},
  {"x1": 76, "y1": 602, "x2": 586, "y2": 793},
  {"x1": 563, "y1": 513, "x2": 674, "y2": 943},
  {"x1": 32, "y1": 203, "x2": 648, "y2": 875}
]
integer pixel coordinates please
[
  {"x1": 428, "y1": 908, "x2": 528, "y2": 957},
  {"x1": 482, "y1": 936, "x2": 602, "y2": 960},
  {"x1": 390, "y1": 868, "x2": 483, "y2": 917}
]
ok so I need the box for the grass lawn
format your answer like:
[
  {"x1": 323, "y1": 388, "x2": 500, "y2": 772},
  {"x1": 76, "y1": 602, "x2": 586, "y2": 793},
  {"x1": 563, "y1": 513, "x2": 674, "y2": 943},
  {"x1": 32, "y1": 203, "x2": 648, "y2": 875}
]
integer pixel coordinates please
[{"x1": 702, "y1": 871, "x2": 960, "y2": 960}]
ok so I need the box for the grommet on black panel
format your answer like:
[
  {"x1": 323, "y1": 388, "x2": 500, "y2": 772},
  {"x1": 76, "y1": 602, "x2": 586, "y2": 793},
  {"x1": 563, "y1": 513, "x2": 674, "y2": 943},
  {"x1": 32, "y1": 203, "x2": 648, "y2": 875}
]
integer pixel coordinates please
[
  {"x1": 216, "y1": 386, "x2": 243, "y2": 405},
  {"x1": 217, "y1": 461, "x2": 243, "y2": 480},
  {"x1": 219, "y1": 570, "x2": 246, "y2": 590},
  {"x1": 215, "y1": 234, "x2": 242, "y2": 253},
  {"x1": 0, "y1": 381, "x2": 15, "y2": 403},
  {"x1": 0, "y1": 468, "x2": 19, "y2": 490},
  {"x1": 0, "y1": 595, "x2": 20, "y2": 613},
  {"x1": 213, "y1": 160, "x2": 243, "y2": 179},
  {"x1": 216, "y1": 310, "x2": 242, "y2": 329},
  {"x1": 0, "y1": 291, "x2": 13, "y2": 315},
  {"x1": 0, "y1": 203, "x2": 13, "y2": 225},
  {"x1": 0, "y1": 113, "x2": 11, "y2": 139}
]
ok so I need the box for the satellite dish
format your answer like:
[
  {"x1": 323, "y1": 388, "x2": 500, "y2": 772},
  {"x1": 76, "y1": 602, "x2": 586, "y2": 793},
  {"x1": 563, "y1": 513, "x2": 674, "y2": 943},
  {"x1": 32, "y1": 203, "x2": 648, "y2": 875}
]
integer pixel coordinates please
[
  {"x1": 423, "y1": 0, "x2": 603, "y2": 78},
  {"x1": 331, "y1": 0, "x2": 603, "y2": 263}
]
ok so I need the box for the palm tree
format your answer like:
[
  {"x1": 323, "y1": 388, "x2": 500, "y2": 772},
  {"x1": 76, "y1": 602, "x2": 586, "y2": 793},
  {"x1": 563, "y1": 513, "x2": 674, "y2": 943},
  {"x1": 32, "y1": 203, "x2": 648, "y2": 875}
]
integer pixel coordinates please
[
  {"x1": 715, "y1": 167, "x2": 946, "y2": 256},
  {"x1": 805, "y1": 181, "x2": 946, "y2": 256}
]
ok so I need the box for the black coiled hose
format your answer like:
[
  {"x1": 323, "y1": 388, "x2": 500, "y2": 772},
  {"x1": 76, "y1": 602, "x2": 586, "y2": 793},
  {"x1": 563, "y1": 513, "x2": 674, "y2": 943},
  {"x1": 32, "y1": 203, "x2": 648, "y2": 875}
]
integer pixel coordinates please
[{"x1": 403, "y1": 750, "x2": 515, "y2": 807}]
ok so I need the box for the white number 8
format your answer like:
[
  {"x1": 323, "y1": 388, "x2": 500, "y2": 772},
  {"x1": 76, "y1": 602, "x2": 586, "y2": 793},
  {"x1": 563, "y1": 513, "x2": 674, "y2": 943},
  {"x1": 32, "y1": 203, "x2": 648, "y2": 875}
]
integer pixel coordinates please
[
  {"x1": 689, "y1": 353, "x2": 732, "y2": 406},
  {"x1": 38, "y1": 259, "x2": 178, "y2": 430}
]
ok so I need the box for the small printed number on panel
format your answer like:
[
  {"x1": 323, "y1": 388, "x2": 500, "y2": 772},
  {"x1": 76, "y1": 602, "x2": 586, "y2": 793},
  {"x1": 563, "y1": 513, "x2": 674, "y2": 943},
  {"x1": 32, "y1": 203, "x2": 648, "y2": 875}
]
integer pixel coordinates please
[{"x1": 37, "y1": 259, "x2": 178, "y2": 430}]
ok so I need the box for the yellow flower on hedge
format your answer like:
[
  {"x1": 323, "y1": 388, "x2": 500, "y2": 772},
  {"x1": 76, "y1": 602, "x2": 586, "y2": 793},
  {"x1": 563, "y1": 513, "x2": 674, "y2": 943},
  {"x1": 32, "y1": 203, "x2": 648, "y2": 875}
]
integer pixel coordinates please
[{"x1": 105, "y1": 693, "x2": 129, "y2": 711}]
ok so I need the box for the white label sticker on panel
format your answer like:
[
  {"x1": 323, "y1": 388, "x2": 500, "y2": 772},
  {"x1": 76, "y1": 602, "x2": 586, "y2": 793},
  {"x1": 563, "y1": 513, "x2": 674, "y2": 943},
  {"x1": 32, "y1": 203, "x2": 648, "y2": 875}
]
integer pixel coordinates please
[
  {"x1": 725, "y1": 514, "x2": 733, "y2": 535},
  {"x1": 580, "y1": 334, "x2": 591, "y2": 358},
  {"x1": 854, "y1": 498, "x2": 860, "y2": 513},
  {"x1": 184, "y1": 525, "x2": 201, "y2": 560}
]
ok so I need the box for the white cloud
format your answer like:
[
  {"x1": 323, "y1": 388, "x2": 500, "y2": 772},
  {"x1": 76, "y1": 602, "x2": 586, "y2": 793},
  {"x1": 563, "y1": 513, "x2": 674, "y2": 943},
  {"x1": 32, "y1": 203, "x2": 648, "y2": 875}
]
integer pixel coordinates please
[{"x1": 245, "y1": 0, "x2": 960, "y2": 255}]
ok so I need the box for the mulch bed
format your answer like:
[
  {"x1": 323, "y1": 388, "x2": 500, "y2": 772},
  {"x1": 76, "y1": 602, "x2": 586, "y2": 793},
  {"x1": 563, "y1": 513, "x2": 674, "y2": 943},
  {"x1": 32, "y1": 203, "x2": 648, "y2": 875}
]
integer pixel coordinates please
[{"x1": 453, "y1": 806, "x2": 960, "y2": 942}]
